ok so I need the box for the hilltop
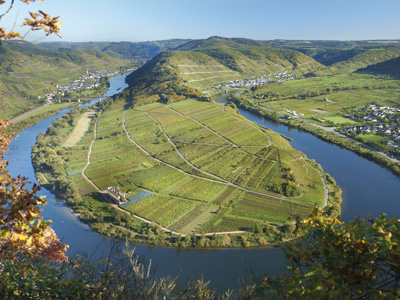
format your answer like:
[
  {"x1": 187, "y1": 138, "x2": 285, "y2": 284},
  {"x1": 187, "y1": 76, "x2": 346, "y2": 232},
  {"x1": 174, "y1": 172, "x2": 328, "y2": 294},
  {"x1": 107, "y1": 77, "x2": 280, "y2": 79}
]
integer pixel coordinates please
[
  {"x1": 0, "y1": 44, "x2": 129, "y2": 119},
  {"x1": 120, "y1": 37, "x2": 327, "y2": 106}
]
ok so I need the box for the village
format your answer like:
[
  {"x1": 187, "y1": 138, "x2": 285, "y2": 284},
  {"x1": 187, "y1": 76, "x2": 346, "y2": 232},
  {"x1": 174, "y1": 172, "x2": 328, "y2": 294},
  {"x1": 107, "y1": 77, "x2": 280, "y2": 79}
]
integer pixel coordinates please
[
  {"x1": 43, "y1": 70, "x2": 118, "y2": 103},
  {"x1": 209, "y1": 72, "x2": 297, "y2": 91},
  {"x1": 341, "y1": 104, "x2": 400, "y2": 152}
]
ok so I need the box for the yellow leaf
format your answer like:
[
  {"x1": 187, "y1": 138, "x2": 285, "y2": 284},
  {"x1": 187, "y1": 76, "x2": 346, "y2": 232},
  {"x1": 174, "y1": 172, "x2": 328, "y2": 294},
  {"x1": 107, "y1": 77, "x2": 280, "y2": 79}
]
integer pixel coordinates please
[{"x1": 54, "y1": 21, "x2": 62, "y2": 28}]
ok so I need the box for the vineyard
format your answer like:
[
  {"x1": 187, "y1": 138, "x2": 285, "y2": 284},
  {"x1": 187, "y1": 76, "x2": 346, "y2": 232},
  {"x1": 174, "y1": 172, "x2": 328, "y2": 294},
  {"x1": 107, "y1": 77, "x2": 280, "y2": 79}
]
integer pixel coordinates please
[{"x1": 66, "y1": 98, "x2": 326, "y2": 234}]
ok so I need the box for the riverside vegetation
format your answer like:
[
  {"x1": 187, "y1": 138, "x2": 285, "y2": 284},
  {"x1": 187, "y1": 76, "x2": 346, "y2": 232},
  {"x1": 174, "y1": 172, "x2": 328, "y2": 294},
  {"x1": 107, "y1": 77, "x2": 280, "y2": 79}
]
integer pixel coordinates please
[{"x1": 32, "y1": 96, "x2": 341, "y2": 248}]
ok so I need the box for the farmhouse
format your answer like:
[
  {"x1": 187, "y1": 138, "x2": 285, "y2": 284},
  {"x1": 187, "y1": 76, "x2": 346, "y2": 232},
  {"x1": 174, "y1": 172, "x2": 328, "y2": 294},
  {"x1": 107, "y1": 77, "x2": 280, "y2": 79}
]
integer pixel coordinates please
[{"x1": 107, "y1": 186, "x2": 127, "y2": 205}]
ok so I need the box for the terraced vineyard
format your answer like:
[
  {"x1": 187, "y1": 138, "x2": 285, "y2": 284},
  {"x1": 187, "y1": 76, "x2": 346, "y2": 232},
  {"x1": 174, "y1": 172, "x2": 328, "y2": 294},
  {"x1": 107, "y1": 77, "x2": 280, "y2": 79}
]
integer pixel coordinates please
[{"x1": 67, "y1": 99, "x2": 327, "y2": 234}]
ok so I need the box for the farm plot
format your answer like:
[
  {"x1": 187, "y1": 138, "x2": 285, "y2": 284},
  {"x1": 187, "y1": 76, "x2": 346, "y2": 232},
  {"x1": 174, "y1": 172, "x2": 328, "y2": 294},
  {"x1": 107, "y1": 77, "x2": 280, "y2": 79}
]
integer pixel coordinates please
[
  {"x1": 229, "y1": 192, "x2": 312, "y2": 225},
  {"x1": 125, "y1": 194, "x2": 199, "y2": 227},
  {"x1": 70, "y1": 99, "x2": 327, "y2": 233},
  {"x1": 171, "y1": 100, "x2": 270, "y2": 147},
  {"x1": 120, "y1": 190, "x2": 155, "y2": 208},
  {"x1": 124, "y1": 110, "x2": 195, "y2": 173},
  {"x1": 168, "y1": 203, "x2": 216, "y2": 233},
  {"x1": 150, "y1": 112, "x2": 228, "y2": 145},
  {"x1": 170, "y1": 178, "x2": 227, "y2": 202}
]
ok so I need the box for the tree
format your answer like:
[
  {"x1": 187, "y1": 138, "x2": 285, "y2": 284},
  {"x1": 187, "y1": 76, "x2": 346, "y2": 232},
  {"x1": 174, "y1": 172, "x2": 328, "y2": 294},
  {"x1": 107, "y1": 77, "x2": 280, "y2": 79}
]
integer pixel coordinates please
[
  {"x1": 257, "y1": 206, "x2": 400, "y2": 299},
  {"x1": 0, "y1": 0, "x2": 62, "y2": 45},
  {"x1": 0, "y1": 0, "x2": 62, "y2": 99},
  {"x1": 0, "y1": 119, "x2": 68, "y2": 264}
]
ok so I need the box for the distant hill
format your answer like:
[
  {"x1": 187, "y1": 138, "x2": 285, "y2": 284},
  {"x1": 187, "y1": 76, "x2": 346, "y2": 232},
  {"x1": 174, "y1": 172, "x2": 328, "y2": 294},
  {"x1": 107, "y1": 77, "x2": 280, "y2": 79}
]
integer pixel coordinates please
[
  {"x1": 263, "y1": 40, "x2": 400, "y2": 72},
  {"x1": 38, "y1": 39, "x2": 191, "y2": 64},
  {"x1": 0, "y1": 44, "x2": 128, "y2": 119},
  {"x1": 328, "y1": 47, "x2": 400, "y2": 72},
  {"x1": 120, "y1": 37, "x2": 328, "y2": 106},
  {"x1": 356, "y1": 56, "x2": 400, "y2": 78}
]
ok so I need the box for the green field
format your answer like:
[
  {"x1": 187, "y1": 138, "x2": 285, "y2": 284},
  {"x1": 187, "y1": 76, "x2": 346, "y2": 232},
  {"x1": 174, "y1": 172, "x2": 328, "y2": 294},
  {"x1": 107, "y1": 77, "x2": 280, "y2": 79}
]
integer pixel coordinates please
[
  {"x1": 241, "y1": 73, "x2": 400, "y2": 127},
  {"x1": 61, "y1": 98, "x2": 326, "y2": 234}
]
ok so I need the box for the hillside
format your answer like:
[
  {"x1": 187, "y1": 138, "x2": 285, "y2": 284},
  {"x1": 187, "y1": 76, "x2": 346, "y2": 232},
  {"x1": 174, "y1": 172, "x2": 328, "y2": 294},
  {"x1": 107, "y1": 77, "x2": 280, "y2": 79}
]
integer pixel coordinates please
[
  {"x1": 263, "y1": 40, "x2": 400, "y2": 72},
  {"x1": 121, "y1": 37, "x2": 328, "y2": 106},
  {"x1": 38, "y1": 39, "x2": 191, "y2": 64},
  {"x1": 328, "y1": 47, "x2": 400, "y2": 73},
  {"x1": 119, "y1": 51, "x2": 202, "y2": 105},
  {"x1": 356, "y1": 56, "x2": 400, "y2": 78},
  {"x1": 176, "y1": 37, "x2": 327, "y2": 75},
  {"x1": 0, "y1": 44, "x2": 129, "y2": 119}
]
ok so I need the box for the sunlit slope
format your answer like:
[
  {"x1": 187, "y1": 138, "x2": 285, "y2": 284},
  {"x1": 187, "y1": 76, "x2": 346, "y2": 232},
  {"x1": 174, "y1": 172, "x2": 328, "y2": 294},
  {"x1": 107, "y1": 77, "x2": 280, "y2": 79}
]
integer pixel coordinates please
[
  {"x1": 0, "y1": 45, "x2": 128, "y2": 119},
  {"x1": 122, "y1": 37, "x2": 328, "y2": 105},
  {"x1": 176, "y1": 37, "x2": 327, "y2": 76}
]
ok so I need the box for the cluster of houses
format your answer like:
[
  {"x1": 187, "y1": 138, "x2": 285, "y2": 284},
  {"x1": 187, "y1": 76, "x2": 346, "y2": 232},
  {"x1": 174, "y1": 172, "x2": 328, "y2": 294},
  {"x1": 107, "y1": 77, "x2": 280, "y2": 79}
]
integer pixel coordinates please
[
  {"x1": 221, "y1": 72, "x2": 296, "y2": 89},
  {"x1": 343, "y1": 124, "x2": 400, "y2": 151},
  {"x1": 341, "y1": 104, "x2": 400, "y2": 152},
  {"x1": 345, "y1": 104, "x2": 400, "y2": 122},
  {"x1": 44, "y1": 70, "x2": 118, "y2": 103}
]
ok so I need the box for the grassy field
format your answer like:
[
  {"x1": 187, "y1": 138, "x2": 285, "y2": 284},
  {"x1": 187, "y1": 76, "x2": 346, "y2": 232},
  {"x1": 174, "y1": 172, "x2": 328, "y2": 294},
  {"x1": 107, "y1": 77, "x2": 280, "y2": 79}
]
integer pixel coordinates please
[
  {"x1": 63, "y1": 110, "x2": 97, "y2": 147},
  {"x1": 246, "y1": 73, "x2": 400, "y2": 126},
  {"x1": 61, "y1": 98, "x2": 326, "y2": 234}
]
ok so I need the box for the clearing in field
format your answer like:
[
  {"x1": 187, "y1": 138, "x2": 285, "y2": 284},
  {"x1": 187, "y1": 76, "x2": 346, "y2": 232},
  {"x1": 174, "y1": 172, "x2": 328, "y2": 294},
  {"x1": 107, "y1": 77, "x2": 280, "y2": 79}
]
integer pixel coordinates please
[
  {"x1": 64, "y1": 110, "x2": 97, "y2": 147},
  {"x1": 69, "y1": 99, "x2": 327, "y2": 234}
]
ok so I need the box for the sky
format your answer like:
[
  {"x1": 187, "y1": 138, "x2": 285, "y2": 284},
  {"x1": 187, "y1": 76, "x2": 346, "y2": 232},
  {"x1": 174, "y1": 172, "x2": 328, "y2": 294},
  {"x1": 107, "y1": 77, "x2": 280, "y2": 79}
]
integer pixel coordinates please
[{"x1": 1, "y1": 0, "x2": 400, "y2": 43}]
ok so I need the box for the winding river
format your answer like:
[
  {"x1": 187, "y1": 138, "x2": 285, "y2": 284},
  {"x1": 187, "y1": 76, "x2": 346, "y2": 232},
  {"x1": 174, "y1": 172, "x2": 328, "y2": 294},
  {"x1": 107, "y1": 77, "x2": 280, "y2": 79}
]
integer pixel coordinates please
[{"x1": 4, "y1": 74, "x2": 400, "y2": 292}]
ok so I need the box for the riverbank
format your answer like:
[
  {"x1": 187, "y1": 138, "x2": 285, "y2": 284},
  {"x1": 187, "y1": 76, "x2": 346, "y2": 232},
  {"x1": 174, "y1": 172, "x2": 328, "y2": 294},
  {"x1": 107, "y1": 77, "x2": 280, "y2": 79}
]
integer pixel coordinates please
[
  {"x1": 229, "y1": 96, "x2": 400, "y2": 179},
  {"x1": 5, "y1": 76, "x2": 113, "y2": 134}
]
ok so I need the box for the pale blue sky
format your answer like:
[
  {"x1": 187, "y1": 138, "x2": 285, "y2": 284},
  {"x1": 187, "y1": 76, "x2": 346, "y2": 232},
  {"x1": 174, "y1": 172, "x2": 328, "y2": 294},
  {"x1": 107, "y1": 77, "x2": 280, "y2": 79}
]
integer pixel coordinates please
[{"x1": 2, "y1": 0, "x2": 399, "y2": 42}]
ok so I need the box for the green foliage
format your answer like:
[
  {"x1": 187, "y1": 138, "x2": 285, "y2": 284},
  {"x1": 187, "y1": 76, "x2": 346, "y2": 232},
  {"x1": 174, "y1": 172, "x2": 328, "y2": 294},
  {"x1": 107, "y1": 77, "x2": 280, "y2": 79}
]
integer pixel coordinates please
[{"x1": 258, "y1": 208, "x2": 400, "y2": 299}]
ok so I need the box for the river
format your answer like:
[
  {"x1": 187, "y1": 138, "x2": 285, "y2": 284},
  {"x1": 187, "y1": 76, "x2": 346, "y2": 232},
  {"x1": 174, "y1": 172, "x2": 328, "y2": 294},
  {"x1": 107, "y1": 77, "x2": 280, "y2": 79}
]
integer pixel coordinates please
[{"x1": 4, "y1": 75, "x2": 400, "y2": 293}]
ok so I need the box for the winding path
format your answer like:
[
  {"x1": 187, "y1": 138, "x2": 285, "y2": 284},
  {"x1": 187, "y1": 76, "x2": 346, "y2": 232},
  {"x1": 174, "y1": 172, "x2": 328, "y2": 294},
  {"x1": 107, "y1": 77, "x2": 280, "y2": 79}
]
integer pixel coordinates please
[
  {"x1": 125, "y1": 110, "x2": 321, "y2": 208},
  {"x1": 81, "y1": 106, "x2": 329, "y2": 238}
]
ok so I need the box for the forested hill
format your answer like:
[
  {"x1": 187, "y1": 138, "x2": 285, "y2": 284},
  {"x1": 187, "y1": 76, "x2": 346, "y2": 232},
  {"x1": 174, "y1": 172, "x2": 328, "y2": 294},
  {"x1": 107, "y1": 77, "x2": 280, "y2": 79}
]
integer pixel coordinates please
[
  {"x1": 263, "y1": 39, "x2": 400, "y2": 72},
  {"x1": 356, "y1": 56, "x2": 400, "y2": 78},
  {"x1": 120, "y1": 37, "x2": 328, "y2": 106},
  {"x1": 38, "y1": 39, "x2": 191, "y2": 64}
]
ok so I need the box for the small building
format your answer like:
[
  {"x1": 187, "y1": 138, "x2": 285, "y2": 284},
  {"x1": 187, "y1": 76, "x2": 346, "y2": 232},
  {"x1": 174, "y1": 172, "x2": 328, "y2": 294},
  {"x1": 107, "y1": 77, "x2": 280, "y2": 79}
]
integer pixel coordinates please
[{"x1": 107, "y1": 186, "x2": 126, "y2": 205}]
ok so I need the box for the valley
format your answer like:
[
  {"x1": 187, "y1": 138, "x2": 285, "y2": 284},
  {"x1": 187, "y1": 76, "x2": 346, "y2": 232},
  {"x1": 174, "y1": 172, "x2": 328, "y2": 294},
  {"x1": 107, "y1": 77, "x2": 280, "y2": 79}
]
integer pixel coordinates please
[{"x1": 21, "y1": 36, "x2": 400, "y2": 247}]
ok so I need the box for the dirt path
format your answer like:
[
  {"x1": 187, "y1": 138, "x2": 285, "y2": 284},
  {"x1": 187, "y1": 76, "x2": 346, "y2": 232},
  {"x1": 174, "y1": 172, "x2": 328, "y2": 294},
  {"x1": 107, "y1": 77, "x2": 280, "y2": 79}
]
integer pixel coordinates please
[
  {"x1": 128, "y1": 110, "x2": 315, "y2": 208},
  {"x1": 63, "y1": 110, "x2": 96, "y2": 147},
  {"x1": 187, "y1": 74, "x2": 240, "y2": 82},
  {"x1": 123, "y1": 111, "x2": 227, "y2": 185},
  {"x1": 165, "y1": 105, "x2": 271, "y2": 158},
  {"x1": 78, "y1": 109, "x2": 327, "y2": 239},
  {"x1": 82, "y1": 114, "x2": 102, "y2": 193}
]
